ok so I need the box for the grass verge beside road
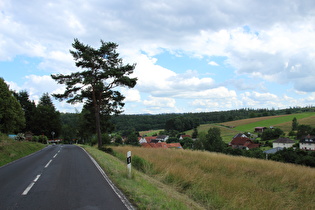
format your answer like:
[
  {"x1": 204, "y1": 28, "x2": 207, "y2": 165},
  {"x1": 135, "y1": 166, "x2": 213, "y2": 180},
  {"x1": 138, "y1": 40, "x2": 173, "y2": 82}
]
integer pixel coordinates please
[
  {"x1": 0, "y1": 135, "x2": 45, "y2": 167},
  {"x1": 81, "y1": 145, "x2": 204, "y2": 210}
]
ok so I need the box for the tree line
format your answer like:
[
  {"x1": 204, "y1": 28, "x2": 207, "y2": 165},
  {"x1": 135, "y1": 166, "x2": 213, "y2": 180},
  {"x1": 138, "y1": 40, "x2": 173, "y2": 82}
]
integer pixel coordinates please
[
  {"x1": 111, "y1": 106, "x2": 315, "y2": 132},
  {"x1": 0, "y1": 78, "x2": 61, "y2": 138}
]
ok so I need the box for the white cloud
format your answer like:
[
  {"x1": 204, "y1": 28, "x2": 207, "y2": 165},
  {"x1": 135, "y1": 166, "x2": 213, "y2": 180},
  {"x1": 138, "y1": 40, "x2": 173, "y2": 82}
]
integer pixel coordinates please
[
  {"x1": 38, "y1": 50, "x2": 75, "y2": 74},
  {"x1": 189, "y1": 87, "x2": 239, "y2": 111},
  {"x1": 208, "y1": 61, "x2": 219, "y2": 66},
  {"x1": 132, "y1": 54, "x2": 217, "y2": 98},
  {"x1": 120, "y1": 88, "x2": 141, "y2": 102},
  {"x1": 143, "y1": 96, "x2": 176, "y2": 108},
  {"x1": 2, "y1": 0, "x2": 315, "y2": 114}
]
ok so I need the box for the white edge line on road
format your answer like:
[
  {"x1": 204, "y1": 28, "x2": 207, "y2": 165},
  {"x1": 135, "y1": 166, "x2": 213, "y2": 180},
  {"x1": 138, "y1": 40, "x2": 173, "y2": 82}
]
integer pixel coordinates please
[
  {"x1": 22, "y1": 174, "x2": 41, "y2": 196},
  {"x1": 80, "y1": 147, "x2": 135, "y2": 210}
]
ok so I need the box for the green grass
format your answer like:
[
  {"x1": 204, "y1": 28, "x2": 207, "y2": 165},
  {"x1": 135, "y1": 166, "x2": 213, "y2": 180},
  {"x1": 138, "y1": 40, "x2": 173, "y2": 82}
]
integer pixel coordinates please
[
  {"x1": 276, "y1": 114, "x2": 315, "y2": 133},
  {"x1": 222, "y1": 112, "x2": 315, "y2": 133},
  {"x1": 139, "y1": 129, "x2": 163, "y2": 137},
  {"x1": 186, "y1": 124, "x2": 239, "y2": 143},
  {"x1": 0, "y1": 134, "x2": 46, "y2": 167}
]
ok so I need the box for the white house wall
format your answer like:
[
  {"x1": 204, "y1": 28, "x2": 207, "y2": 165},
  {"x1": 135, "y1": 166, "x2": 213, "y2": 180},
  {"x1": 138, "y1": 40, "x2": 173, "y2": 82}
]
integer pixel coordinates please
[
  {"x1": 299, "y1": 143, "x2": 315, "y2": 151},
  {"x1": 273, "y1": 143, "x2": 294, "y2": 148}
]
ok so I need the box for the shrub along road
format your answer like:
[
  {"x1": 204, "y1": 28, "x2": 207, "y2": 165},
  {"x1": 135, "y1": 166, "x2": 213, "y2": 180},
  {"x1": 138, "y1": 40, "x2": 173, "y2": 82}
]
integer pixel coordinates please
[{"x1": 0, "y1": 145, "x2": 133, "y2": 210}]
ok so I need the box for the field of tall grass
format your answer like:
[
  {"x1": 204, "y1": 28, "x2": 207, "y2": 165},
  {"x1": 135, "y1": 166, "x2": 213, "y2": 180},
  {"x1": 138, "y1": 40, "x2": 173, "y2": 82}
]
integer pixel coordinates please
[
  {"x1": 111, "y1": 146, "x2": 315, "y2": 209},
  {"x1": 82, "y1": 145, "x2": 204, "y2": 209}
]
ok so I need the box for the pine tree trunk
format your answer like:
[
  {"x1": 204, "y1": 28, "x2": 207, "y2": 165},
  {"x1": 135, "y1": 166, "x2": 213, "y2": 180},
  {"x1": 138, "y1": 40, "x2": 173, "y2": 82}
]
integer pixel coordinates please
[{"x1": 95, "y1": 105, "x2": 102, "y2": 148}]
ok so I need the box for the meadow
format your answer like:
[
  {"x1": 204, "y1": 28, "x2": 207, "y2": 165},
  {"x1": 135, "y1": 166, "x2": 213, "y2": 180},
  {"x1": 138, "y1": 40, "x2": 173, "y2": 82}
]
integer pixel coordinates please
[
  {"x1": 0, "y1": 134, "x2": 45, "y2": 166},
  {"x1": 142, "y1": 113, "x2": 315, "y2": 144},
  {"x1": 111, "y1": 146, "x2": 315, "y2": 210},
  {"x1": 221, "y1": 112, "x2": 315, "y2": 133}
]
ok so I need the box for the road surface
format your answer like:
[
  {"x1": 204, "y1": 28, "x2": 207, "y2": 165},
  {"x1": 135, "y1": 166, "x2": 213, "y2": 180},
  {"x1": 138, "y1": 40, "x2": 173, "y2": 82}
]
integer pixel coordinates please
[{"x1": 0, "y1": 145, "x2": 134, "y2": 210}]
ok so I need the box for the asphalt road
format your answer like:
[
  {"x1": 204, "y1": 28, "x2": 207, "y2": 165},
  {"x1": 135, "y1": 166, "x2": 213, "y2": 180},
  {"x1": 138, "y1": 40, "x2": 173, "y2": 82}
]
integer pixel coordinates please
[{"x1": 0, "y1": 145, "x2": 134, "y2": 210}]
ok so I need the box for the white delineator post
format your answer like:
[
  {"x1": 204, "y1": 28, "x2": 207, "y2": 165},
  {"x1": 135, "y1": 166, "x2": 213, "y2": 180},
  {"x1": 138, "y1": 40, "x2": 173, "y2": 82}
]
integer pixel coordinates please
[{"x1": 127, "y1": 151, "x2": 131, "y2": 178}]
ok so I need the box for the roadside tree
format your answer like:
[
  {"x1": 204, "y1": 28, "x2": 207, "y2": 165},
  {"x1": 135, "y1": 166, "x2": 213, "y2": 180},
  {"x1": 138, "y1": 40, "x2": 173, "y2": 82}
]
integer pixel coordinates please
[
  {"x1": 33, "y1": 93, "x2": 61, "y2": 137},
  {"x1": 51, "y1": 39, "x2": 137, "y2": 148},
  {"x1": 0, "y1": 78, "x2": 25, "y2": 133},
  {"x1": 14, "y1": 90, "x2": 37, "y2": 133}
]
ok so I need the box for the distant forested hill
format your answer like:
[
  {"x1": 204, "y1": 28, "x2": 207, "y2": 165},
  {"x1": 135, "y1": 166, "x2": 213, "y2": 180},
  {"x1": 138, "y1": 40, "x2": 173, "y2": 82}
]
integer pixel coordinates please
[{"x1": 111, "y1": 106, "x2": 315, "y2": 131}]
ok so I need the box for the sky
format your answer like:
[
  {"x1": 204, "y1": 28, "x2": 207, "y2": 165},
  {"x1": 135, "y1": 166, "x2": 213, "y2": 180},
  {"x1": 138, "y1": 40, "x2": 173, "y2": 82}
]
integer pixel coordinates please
[{"x1": 1, "y1": 0, "x2": 315, "y2": 114}]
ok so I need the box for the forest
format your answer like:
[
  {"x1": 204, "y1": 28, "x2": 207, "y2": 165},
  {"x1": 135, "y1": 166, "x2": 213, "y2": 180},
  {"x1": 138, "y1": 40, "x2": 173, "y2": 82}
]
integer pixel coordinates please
[
  {"x1": 2, "y1": 76, "x2": 315, "y2": 143},
  {"x1": 2, "y1": 75, "x2": 315, "y2": 167},
  {"x1": 111, "y1": 106, "x2": 315, "y2": 132}
]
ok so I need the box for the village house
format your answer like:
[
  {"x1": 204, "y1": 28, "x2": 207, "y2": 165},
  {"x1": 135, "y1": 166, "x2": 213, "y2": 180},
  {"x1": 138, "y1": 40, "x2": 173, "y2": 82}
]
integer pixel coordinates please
[
  {"x1": 179, "y1": 135, "x2": 191, "y2": 140},
  {"x1": 229, "y1": 137, "x2": 260, "y2": 150},
  {"x1": 138, "y1": 136, "x2": 157, "y2": 144},
  {"x1": 139, "y1": 135, "x2": 182, "y2": 149},
  {"x1": 155, "y1": 135, "x2": 169, "y2": 142},
  {"x1": 141, "y1": 142, "x2": 182, "y2": 149},
  {"x1": 233, "y1": 133, "x2": 248, "y2": 139},
  {"x1": 299, "y1": 135, "x2": 315, "y2": 151},
  {"x1": 273, "y1": 137, "x2": 295, "y2": 148},
  {"x1": 254, "y1": 127, "x2": 267, "y2": 133}
]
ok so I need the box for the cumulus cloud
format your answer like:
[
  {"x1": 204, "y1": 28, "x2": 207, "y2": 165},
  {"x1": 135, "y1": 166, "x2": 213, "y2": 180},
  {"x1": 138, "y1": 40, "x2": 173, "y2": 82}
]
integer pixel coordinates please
[
  {"x1": 2, "y1": 0, "x2": 315, "y2": 113},
  {"x1": 132, "y1": 54, "x2": 217, "y2": 99},
  {"x1": 120, "y1": 88, "x2": 141, "y2": 102},
  {"x1": 208, "y1": 61, "x2": 219, "y2": 66},
  {"x1": 143, "y1": 96, "x2": 176, "y2": 109}
]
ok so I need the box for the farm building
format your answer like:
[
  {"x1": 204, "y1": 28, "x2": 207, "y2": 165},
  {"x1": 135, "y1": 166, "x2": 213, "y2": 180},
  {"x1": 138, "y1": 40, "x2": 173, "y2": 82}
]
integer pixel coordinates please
[
  {"x1": 254, "y1": 127, "x2": 267, "y2": 133},
  {"x1": 273, "y1": 137, "x2": 295, "y2": 148},
  {"x1": 299, "y1": 135, "x2": 315, "y2": 151},
  {"x1": 229, "y1": 137, "x2": 260, "y2": 150}
]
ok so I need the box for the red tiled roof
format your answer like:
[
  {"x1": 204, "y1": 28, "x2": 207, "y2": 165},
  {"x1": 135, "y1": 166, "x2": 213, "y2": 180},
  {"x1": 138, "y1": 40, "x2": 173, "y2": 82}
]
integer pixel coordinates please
[
  {"x1": 138, "y1": 136, "x2": 157, "y2": 143},
  {"x1": 230, "y1": 137, "x2": 252, "y2": 145},
  {"x1": 247, "y1": 143, "x2": 260, "y2": 149},
  {"x1": 230, "y1": 137, "x2": 260, "y2": 149},
  {"x1": 180, "y1": 135, "x2": 191, "y2": 138},
  {"x1": 167, "y1": 143, "x2": 182, "y2": 148},
  {"x1": 141, "y1": 142, "x2": 182, "y2": 149}
]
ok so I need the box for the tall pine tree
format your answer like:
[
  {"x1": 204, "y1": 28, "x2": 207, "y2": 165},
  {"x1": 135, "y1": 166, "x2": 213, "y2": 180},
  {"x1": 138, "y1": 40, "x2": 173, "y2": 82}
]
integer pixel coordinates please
[
  {"x1": 14, "y1": 90, "x2": 37, "y2": 133},
  {"x1": 51, "y1": 39, "x2": 137, "y2": 148},
  {"x1": 33, "y1": 93, "x2": 61, "y2": 138}
]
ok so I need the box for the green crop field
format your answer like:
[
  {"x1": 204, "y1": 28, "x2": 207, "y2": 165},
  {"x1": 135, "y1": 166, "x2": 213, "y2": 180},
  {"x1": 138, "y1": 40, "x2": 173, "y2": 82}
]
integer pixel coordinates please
[
  {"x1": 138, "y1": 112, "x2": 315, "y2": 144},
  {"x1": 221, "y1": 112, "x2": 315, "y2": 133},
  {"x1": 185, "y1": 124, "x2": 239, "y2": 143}
]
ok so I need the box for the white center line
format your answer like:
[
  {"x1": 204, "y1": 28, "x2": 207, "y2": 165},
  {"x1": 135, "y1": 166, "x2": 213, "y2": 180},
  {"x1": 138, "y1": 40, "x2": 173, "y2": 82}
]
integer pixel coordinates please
[
  {"x1": 22, "y1": 174, "x2": 41, "y2": 195},
  {"x1": 22, "y1": 149, "x2": 61, "y2": 196},
  {"x1": 45, "y1": 160, "x2": 52, "y2": 168}
]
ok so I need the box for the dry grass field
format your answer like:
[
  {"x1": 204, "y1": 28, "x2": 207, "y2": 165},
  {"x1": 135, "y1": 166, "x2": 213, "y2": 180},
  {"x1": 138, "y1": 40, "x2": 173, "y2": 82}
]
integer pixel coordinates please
[{"x1": 112, "y1": 146, "x2": 315, "y2": 210}]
